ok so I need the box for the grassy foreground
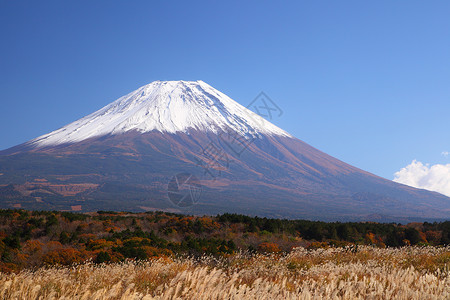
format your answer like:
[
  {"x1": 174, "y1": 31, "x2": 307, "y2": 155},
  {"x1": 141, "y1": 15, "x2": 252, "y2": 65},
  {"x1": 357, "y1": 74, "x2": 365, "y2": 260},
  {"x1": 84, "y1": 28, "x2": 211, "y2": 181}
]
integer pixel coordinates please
[{"x1": 0, "y1": 246, "x2": 449, "y2": 299}]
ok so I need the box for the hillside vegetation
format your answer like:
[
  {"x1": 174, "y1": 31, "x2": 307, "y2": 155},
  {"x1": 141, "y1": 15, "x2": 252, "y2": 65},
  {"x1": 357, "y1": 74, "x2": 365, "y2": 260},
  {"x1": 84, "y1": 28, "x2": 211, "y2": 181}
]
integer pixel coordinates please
[
  {"x1": 0, "y1": 209, "x2": 449, "y2": 272},
  {"x1": 0, "y1": 210, "x2": 449, "y2": 299}
]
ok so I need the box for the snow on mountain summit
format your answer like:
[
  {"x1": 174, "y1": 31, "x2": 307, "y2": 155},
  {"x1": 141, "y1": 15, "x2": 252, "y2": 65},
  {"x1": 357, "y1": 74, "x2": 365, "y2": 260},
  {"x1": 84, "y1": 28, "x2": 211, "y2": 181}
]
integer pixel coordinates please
[{"x1": 30, "y1": 80, "x2": 291, "y2": 147}]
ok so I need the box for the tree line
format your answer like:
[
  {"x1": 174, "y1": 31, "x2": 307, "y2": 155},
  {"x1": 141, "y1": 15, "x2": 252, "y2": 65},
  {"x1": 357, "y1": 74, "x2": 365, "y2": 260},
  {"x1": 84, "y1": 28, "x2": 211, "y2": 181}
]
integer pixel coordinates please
[{"x1": 0, "y1": 209, "x2": 448, "y2": 272}]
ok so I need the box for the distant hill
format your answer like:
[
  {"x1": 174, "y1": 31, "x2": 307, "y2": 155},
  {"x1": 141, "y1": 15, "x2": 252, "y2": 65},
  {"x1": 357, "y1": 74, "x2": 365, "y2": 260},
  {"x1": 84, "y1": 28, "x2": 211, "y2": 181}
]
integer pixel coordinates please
[{"x1": 1, "y1": 81, "x2": 449, "y2": 221}]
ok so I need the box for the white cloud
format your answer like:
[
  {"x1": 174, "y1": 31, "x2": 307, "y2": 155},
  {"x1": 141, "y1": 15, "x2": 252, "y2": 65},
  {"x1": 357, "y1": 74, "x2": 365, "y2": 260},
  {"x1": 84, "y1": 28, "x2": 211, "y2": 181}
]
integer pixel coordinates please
[
  {"x1": 442, "y1": 151, "x2": 449, "y2": 157},
  {"x1": 393, "y1": 160, "x2": 450, "y2": 197}
]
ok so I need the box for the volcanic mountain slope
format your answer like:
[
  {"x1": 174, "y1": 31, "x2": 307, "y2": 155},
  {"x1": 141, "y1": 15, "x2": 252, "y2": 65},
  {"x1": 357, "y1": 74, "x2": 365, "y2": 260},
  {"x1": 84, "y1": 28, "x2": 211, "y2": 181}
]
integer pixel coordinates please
[{"x1": 0, "y1": 80, "x2": 449, "y2": 221}]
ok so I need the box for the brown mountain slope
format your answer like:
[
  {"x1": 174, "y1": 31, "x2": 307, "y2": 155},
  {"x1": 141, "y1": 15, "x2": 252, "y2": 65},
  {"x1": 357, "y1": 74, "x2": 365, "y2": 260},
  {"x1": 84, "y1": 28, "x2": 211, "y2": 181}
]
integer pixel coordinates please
[{"x1": 0, "y1": 129, "x2": 448, "y2": 221}]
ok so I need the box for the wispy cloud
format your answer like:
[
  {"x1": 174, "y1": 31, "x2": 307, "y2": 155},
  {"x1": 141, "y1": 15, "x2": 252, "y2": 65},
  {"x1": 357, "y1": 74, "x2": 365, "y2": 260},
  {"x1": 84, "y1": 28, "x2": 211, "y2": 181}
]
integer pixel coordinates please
[
  {"x1": 442, "y1": 151, "x2": 449, "y2": 158},
  {"x1": 393, "y1": 160, "x2": 450, "y2": 197}
]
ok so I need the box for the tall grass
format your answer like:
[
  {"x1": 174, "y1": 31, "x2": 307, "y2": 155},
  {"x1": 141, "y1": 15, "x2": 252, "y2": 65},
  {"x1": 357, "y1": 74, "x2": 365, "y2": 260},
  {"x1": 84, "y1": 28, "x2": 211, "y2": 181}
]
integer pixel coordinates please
[{"x1": 0, "y1": 246, "x2": 448, "y2": 299}]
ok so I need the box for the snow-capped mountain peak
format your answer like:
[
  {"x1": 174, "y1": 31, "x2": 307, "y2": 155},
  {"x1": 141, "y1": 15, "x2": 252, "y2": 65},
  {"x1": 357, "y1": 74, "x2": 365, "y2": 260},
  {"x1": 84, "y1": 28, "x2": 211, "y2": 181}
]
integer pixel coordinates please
[{"x1": 30, "y1": 80, "x2": 291, "y2": 147}]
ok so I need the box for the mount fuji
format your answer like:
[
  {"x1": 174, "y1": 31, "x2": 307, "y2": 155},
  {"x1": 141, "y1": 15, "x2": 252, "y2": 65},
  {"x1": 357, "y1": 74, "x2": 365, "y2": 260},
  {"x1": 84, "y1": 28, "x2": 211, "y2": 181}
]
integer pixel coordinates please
[{"x1": 0, "y1": 80, "x2": 449, "y2": 221}]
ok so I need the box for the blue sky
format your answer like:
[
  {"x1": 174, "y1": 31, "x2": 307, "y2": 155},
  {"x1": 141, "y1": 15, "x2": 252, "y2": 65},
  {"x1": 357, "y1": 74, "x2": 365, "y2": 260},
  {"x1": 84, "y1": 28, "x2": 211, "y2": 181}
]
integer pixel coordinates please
[{"x1": 1, "y1": 1, "x2": 449, "y2": 183}]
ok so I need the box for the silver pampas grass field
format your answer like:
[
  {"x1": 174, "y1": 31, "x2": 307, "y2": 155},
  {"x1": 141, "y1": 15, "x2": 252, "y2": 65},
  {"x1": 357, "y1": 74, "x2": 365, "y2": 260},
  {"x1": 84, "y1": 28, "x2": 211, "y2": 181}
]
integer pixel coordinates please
[{"x1": 1, "y1": 246, "x2": 449, "y2": 299}]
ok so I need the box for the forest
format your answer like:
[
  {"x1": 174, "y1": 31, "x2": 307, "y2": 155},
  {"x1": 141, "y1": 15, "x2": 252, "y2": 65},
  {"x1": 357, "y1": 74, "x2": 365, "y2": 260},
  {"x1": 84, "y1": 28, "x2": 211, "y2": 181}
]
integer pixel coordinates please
[{"x1": 0, "y1": 209, "x2": 449, "y2": 272}]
